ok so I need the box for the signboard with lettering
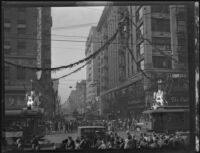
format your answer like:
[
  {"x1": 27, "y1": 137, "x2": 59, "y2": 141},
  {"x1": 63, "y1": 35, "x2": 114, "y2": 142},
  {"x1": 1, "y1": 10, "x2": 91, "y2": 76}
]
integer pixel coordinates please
[
  {"x1": 149, "y1": 72, "x2": 189, "y2": 106},
  {"x1": 166, "y1": 93, "x2": 189, "y2": 104}
]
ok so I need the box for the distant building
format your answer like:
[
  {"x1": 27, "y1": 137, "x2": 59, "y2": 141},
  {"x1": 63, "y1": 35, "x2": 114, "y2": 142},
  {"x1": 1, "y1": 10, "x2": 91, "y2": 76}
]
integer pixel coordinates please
[
  {"x1": 52, "y1": 80, "x2": 60, "y2": 116},
  {"x1": 52, "y1": 80, "x2": 59, "y2": 94},
  {"x1": 85, "y1": 27, "x2": 100, "y2": 107},
  {"x1": 67, "y1": 80, "x2": 86, "y2": 114}
]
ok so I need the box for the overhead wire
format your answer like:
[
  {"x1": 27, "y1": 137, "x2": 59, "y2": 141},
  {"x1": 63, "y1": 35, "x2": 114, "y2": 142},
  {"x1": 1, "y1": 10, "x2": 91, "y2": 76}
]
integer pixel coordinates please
[
  {"x1": 4, "y1": 6, "x2": 188, "y2": 81},
  {"x1": 121, "y1": 12, "x2": 154, "y2": 82},
  {"x1": 4, "y1": 26, "x2": 120, "y2": 72},
  {"x1": 52, "y1": 22, "x2": 98, "y2": 30},
  {"x1": 4, "y1": 36, "x2": 186, "y2": 47},
  {"x1": 52, "y1": 62, "x2": 88, "y2": 81},
  {"x1": 129, "y1": 12, "x2": 179, "y2": 64}
]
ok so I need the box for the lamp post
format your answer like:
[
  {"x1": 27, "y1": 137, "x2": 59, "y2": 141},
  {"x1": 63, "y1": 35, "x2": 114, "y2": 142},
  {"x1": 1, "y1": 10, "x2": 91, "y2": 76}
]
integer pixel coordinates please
[
  {"x1": 30, "y1": 79, "x2": 33, "y2": 90},
  {"x1": 27, "y1": 70, "x2": 42, "y2": 109}
]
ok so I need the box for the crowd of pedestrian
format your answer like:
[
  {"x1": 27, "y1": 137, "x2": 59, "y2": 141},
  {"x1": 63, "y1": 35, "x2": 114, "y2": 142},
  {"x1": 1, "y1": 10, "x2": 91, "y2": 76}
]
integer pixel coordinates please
[
  {"x1": 54, "y1": 118, "x2": 139, "y2": 134},
  {"x1": 58, "y1": 130, "x2": 189, "y2": 151}
]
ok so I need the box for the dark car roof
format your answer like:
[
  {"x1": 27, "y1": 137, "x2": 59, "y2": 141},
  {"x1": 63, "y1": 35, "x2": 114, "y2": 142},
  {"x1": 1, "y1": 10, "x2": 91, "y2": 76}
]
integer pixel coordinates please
[{"x1": 78, "y1": 126, "x2": 105, "y2": 129}]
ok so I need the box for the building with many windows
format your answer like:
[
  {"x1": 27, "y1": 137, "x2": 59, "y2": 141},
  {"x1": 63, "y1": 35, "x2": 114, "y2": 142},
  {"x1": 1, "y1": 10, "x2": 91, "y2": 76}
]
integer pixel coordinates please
[
  {"x1": 96, "y1": 6, "x2": 129, "y2": 115},
  {"x1": 4, "y1": 7, "x2": 53, "y2": 119},
  {"x1": 67, "y1": 80, "x2": 86, "y2": 115},
  {"x1": 85, "y1": 27, "x2": 100, "y2": 106},
  {"x1": 96, "y1": 5, "x2": 189, "y2": 119},
  {"x1": 4, "y1": 7, "x2": 39, "y2": 109}
]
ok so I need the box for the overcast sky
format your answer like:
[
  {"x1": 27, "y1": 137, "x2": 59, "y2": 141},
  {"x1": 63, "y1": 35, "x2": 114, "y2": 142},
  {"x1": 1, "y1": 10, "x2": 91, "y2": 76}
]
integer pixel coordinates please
[{"x1": 51, "y1": 7, "x2": 104, "y2": 104}]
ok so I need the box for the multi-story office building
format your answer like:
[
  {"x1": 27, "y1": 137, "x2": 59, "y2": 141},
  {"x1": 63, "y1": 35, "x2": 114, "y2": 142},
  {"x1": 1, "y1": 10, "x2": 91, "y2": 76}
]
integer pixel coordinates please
[
  {"x1": 36, "y1": 7, "x2": 53, "y2": 119},
  {"x1": 4, "y1": 7, "x2": 39, "y2": 109},
  {"x1": 4, "y1": 7, "x2": 53, "y2": 118},
  {"x1": 85, "y1": 27, "x2": 100, "y2": 104},
  {"x1": 96, "y1": 6, "x2": 128, "y2": 115},
  {"x1": 97, "y1": 5, "x2": 189, "y2": 119}
]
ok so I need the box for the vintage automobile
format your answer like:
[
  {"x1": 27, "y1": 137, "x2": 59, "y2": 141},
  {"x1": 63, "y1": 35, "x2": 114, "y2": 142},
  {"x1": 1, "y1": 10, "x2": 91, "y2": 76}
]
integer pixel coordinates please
[
  {"x1": 78, "y1": 126, "x2": 106, "y2": 138},
  {"x1": 53, "y1": 126, "x2": 107, "y2": 150},
  {"x1": 78, "y1": 126, "x2": 107, "y2": 147}
]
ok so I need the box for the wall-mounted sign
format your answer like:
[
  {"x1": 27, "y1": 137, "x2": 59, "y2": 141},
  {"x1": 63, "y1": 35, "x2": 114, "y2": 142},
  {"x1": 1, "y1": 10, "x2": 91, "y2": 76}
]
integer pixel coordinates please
[{"x1": 166, "y1": 94, "x2": 189, "y2": 104}]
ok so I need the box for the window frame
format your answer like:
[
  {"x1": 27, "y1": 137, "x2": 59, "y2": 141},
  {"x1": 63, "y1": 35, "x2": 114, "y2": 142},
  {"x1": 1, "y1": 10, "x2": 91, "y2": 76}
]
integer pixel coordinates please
[
  {"x1": 153, "y1": 56, "x2": 172, "y2": 69},
  {"x1": 152, "y1": 37, "x2": 171, "y2": 51},
  {"x1": 17, "y1": 67, "x2": 26, "y2": 80},
  {"x1": 151, "y1": 18, "x2": 170, "y2": 32}
]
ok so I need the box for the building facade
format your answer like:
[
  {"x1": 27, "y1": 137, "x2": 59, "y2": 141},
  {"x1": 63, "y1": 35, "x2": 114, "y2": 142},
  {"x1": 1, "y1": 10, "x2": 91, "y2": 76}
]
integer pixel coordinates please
[
  {"x1": 4, "y1": 7, "x2": 53, "y2": 119},
  {"x1": 36, "y1": 7, "x2": 54, "y2": 119},
  {"x1": 85, "y1": 27, "x2": 100, "y2": 104},
  {"x1": 96, "y1": 6, "x2": 129, "y2": 115},
  {"x1": 68, "y1": 80, "x2": 86, "y2": 114},
  {"x1": 97, "y1": 5, "x2": 189, "y2": 119},
  {"x1": 4, "y1": 7, "x2": 39, "y2": 109}
]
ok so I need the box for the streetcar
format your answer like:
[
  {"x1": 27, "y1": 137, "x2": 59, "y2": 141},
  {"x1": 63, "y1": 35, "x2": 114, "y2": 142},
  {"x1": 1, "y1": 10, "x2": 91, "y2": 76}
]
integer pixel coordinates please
[
  {"x1": 4, "y1": 107, "x2": 46, "y2": 147},
  {"x1": 140, "y1": 106, "x2": 189, "y2": 133}
]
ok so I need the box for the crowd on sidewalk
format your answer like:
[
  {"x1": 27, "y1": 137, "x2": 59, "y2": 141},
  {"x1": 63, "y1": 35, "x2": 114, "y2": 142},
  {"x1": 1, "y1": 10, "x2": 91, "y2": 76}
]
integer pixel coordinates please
[
  {"x1": 59, "y1": 130, "x2": 189, "y2": 150},
  {"x1": 53, "y1": 118, "x2": 140, "y2": 134}
]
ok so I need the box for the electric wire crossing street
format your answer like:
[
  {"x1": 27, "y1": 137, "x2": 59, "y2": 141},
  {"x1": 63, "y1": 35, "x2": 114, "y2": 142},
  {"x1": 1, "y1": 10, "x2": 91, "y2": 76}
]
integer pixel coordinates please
[{"x1": 2, "y1": 2, "x2": 199, "y2": 152}]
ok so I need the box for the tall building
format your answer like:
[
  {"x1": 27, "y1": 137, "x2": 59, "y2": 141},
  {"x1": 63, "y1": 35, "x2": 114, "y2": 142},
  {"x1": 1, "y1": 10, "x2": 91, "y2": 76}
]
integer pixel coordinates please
[
  {"x1": 3, "y1": 7, "x2": 53, "y2": 118},
  {"x1": 96, "y1": 6, "x2": 128, "y2": 115},
  {"x1": 35, "y1": 7, "x2": 53, "y2": 119},
  {"x1": 40, "y1": 7, "x2": 52, "y2": 81},
  {"x1": 96, "y1": 5, "x2": 189, "y2": 119},
  {"x1": 85, "y1": 26, "x2": 100, "y2": 112},
  {"x1": 4, "y1": 7, "x2": 39, "y2": 109}
]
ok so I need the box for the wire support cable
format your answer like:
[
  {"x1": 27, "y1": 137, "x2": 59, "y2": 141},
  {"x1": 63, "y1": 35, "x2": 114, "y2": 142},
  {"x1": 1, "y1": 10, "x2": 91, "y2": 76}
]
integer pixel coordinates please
[{"x1": 4, "y1": 28, "x2": 119, "y2": 72}]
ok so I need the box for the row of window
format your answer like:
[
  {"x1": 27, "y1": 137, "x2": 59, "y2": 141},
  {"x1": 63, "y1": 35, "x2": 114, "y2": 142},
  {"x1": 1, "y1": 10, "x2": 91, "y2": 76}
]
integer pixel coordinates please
[
  {"x1": 4, "y1": 39, "x2": 51, "y2": 55},
  {"x1": 136, "y1": 56, "x2": 172, "y2": 71},
  {"x1": 136, "y1": 13, "x2": 170, "y2": 33},
  {"x1": 5, "y1": 25, "x2": 27, "y2": 34},
  {"x1": 153, "y1": 56, "x2": 172, "y2": 69},
  {"x1": 5, "y1": 7, "x2": 26, "y2": 12},
  {"x1": 152, "y1": 37, "x2": 171, "y2": 51},
  {"x1": 5, "y1": 67, "x2": 26, "y2": 80},
  {"x1": 136, "y1": 37, "x2": 171, "y2": 58},
  {"x1": 4, "y1": 40, "x2": 26, "y2": 53},
  {"x1": 151, "y1": 5, "x2": 170, "y2": 14},
  {"x1": 151, "y1": 18, "x2": 170, "y2": 32},
  {"x1": 136, "y1": 6, "x2": 170, "y2": 22},
  {"x1": 4, "y1": 19, "x2": 26, "y2": 25}
]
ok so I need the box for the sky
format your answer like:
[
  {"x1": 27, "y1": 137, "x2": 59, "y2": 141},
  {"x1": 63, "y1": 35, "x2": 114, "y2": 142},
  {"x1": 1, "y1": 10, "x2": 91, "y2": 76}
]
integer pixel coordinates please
[{"x1": 51, "y1": 7, "x2": 104, "y2": 104}]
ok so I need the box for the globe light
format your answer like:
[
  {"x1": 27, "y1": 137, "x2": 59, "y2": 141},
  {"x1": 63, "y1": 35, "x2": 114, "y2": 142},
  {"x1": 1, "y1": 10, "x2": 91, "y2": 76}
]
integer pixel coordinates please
[{"x1": 36, "y1": 70, "x2": 42, "y2": 80}]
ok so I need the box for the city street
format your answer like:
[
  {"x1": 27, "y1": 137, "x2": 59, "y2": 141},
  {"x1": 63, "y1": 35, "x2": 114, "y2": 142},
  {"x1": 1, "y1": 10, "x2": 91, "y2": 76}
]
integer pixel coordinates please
[
  {"x1": 3, "y1": 2, "x2": 198, "y2": 152},
  {"x1": 44, "y1": 130, "x2": 140, "y2": 143}
]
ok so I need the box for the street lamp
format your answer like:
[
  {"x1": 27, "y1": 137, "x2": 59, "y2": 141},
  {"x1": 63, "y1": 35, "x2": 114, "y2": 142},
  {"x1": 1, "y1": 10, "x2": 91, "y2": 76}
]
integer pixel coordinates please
[
  {"x1": 26, "y1": 70, "x2": 42, "y2": 110},
  {"x1": 36, "y1": 70, "x2": 42, "y2": 80},
  {"x1": 29, "y1": 79, "x2": 32, "y2": 91}
]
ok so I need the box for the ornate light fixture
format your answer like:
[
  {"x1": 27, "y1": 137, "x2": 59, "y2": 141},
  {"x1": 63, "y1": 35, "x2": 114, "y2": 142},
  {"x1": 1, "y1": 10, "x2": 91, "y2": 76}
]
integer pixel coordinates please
[{"x1": 36, "y1": 70, "x2": 42, "y2": 80}]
